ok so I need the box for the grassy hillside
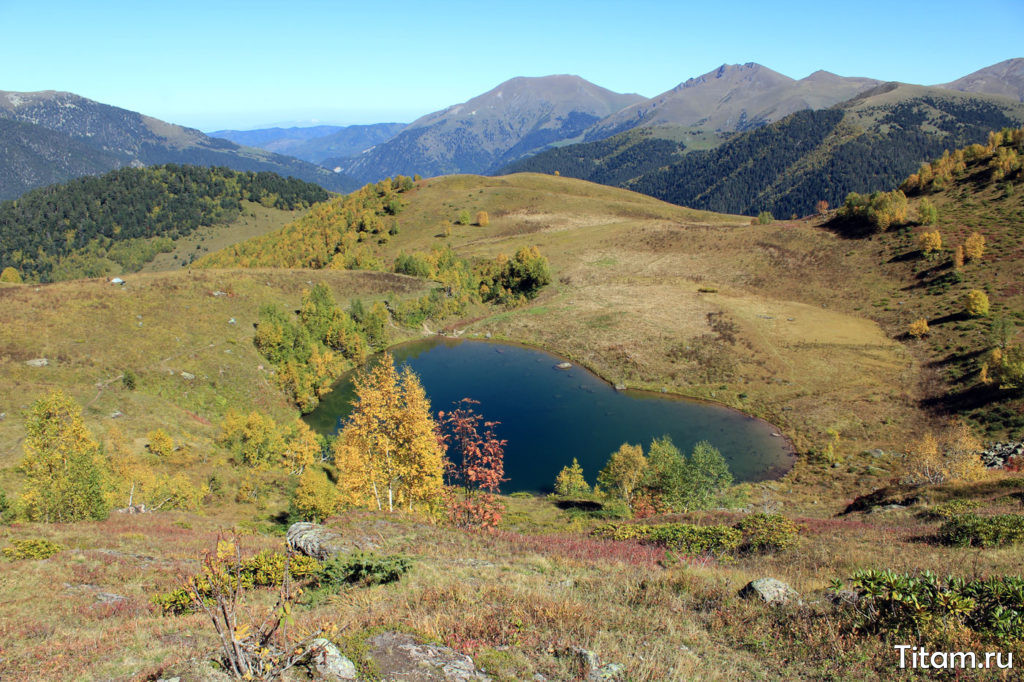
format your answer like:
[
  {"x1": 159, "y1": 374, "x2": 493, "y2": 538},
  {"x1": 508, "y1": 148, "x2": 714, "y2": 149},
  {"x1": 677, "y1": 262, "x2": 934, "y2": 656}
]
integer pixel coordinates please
[
  {"x1": 202, "y1": 172, "x2": 922, "y2": 465},
  {"x1": 2, "y1": 169, "x2": 1023, "y2": 680},
  {"x1": 827, "y1": 128, "x2": 1024, "y2": 438},
  {"x1": 0, "y1": 269, "x2": 428, "y2": 477}
]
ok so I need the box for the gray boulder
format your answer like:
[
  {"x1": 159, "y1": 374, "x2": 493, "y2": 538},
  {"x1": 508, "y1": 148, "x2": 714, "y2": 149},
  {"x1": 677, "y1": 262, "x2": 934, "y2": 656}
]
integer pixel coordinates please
[
  {"x1": 308, "y1": 638, "x2": 357, "y2": 680},
  {"x1": 563, "y1": 647, "x2": 625, "y2": 681},
  {"x1": 739, "y1": 577, "x2": 799, "y2": 606},
  {"x1": 286, "y1": 522, "x2": 375, "y2": 561},
  {"x1": 25, "y1": 358, "x2": 48, "y2": 367},
  {"x1": 366, "y1": 631, "x2": 490, "y2": 680}
]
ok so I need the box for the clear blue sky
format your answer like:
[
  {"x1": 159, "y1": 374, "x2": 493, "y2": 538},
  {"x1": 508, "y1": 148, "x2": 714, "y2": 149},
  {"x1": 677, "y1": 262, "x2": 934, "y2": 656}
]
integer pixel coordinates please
[{"x1": 2, "y1": 0, "x2": 1021, "y2": 131}]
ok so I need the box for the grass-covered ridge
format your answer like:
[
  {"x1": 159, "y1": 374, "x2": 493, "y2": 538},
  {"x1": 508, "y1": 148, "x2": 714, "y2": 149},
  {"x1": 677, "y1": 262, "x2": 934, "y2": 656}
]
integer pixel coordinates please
[{"x1": 0, "y1": 164, "x2": 331, "y2": 282}]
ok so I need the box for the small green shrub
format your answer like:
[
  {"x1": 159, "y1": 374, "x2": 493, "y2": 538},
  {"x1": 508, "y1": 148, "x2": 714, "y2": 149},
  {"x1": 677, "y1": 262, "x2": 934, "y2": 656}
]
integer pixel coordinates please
[
  {"x1": 122, "y1": 369, "x2": 137, "y2": 390},
  {"x1": 937, "y1": 514, "x2": 1024, "y2": 547},
  {"x1": 151, "y1": 587, "x2": 198, "y2": 615},
  {"x1": 152, "y1": 550, "x2": 322, "y2": 615},
  {"x1": 921, "y1": 498, "x2": 981, "y2": 520},
  {"x1": 2, "y1": 538, "x2": 63, "y2": 561},
  {"x1": 832, "y1": 569, "x2": 1024, "y2": 645},
  {"x1": 314, "y1": 552, "x2": 413, "y2": 589},
  {"x1": 239, "y1": 550, "x2": 322, "y2": 587},
  {"x1": 735, "y1": 513, "x2": 800, "y2": 553},
  {"x1": 594, "y1": 522, "x2": 741, "y2": 556}
]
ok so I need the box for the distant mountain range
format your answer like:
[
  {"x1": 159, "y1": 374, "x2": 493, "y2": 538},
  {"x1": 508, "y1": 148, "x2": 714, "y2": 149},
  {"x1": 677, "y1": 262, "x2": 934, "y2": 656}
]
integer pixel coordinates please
[
  {"x1": 940, "y1": 58, "x2": 1024, "y2": 102},
  {"x1": 339, "y1": 75, "x2": 644, "y2": 182},
  {"x1": 501, "y1": 59, "x2": 1024, "y2": 217},
  {"x1": 2, "y1": 58, "x2": 1022, "y2": 209},
  {"x1": 0, "y1": 91, "x2": 359, "y2": 200},
  {"x1": 208, "y1": 122, "x2": 406, "y2": 166},
  {"x1": 580, "y1": 63, "x2": 882, "y2": 141}
]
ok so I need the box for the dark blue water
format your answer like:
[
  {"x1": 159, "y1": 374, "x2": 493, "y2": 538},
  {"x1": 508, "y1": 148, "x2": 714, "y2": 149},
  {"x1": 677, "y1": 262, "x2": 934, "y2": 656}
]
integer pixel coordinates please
[{"x1": 305, "y1": 338, "x2": 794, "y2": 493}]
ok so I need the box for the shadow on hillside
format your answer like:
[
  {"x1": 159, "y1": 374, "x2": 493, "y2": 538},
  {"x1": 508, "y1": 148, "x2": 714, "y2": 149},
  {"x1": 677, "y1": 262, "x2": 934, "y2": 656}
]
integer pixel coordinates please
[
  {"x1": 553, "y1": 499, "x2": 604, "y2": 512},
  {"x1": 928, "y1": 311, "x2": 970, "y2": 326},
  {"x1": 924, "y1": 348, "x2": 986, "y2": 368},
  {"x1": 888, "y1": 249, "x2": 924, "y2": 264},
  {"x1": 822, "y1": 216, "x2": 877, "y2": 239},
  {"x1": 921, "y1": 383, "x2": 1003, "y2": 414}
]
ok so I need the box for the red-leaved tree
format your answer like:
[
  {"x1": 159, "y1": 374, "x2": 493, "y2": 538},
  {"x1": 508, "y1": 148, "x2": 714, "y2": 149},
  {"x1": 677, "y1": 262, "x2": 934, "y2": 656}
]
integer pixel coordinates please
[{"x1": 437, "y1": 398, "x2": 507, "y2": 528}]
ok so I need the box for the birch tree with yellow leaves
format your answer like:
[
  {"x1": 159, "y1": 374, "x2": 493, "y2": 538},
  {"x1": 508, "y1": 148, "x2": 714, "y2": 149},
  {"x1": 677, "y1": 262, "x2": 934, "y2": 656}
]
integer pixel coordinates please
[{"x1": 334, "y1": 355, "x2": 443, "y2": 512}]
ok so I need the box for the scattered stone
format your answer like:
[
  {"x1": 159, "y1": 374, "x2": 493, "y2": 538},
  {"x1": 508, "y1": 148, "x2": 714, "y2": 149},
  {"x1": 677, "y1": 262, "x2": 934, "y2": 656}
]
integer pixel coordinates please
[
  {"x1": 0, "y1": 412, "x2": 6, "y2": 420},
  {"x1": 286, "y1": 522, "x2": 376, "y2": 560},
  {"x1": 589, "y1": 663, "x2": 626, "y2": 681},
  {"x1": 228, "y1": 317, "x2": 236, "y2": 325},
  {"x1": 25, "y1": 358, "x2": 49, "y2": 367},
  {"x1": 738, "y1": 577, "x2": 799, "y2": 606},
  {"x1": 980, "y1": 441, "x2": 1024, "y2": 468},
  {"x1": 307, "y1": 638, "x2": 357, "y2": 680},
  {"x1": 117, "y1": 504, "x2": 148, "y2": 514},
  {"x1": 560, "y1": 648, "x2": 624, "y2": 681},
  {"x1": 484, "y1": 332, "x2": 492, "y2": 339},
  {"x1": 554, "y1": 362, "x2": 572, "y2": 370},
  {"x1": 827, "y1": 589, "x2": 861, "y2": 606},
  {"x1": 95, "y1": 591, "x2": 128, "y2": 604},
  {"x1": 109, "y1": 277, "x2": 125, "y2": 285},
  {"x1": 366, "y1": 631, "x2": 491, "y2": 680},
  {"x1": 110, "y1": 410, "x2": 124, "y2": 419},
  {"x1": 180, "y1": 371, "x2": 195, "y2": 380},
  {"x1": 211, "y1": 290, "x2": 227, "y2": 297},
  {"x1": 64, "y1": 583, "x2": 128, "y2": 604},
  {"x1": 866, "y1": 448, "x2": 885, "y2": 459},
  {"x1": 614, "y1": 383, "x2": 626, "y2": 391}
]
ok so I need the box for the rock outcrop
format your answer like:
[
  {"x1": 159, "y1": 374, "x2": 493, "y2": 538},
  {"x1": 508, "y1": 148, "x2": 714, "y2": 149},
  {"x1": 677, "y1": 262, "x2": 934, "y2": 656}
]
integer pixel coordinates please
[
  {"x1": 366, "y1": 631, "x2": 491, "y2": 680},
  {"x1": 981, "y1": 442, "x2": 1024, "y2": 468},
  {"x1": 286, "y1": 522, "x2": 376, "y2": 561},
  {"x1": 739, "y1": 577, "x2": 799, "y2": 606},
  {"x1": 308, "y1": 638, "x2": 358, "y2": 680}
]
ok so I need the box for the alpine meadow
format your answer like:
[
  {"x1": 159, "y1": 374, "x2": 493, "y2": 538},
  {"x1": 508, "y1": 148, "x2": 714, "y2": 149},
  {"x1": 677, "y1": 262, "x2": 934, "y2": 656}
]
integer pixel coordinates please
[{"x1": 2, "y1": 4, "x2": 1024, "y2": 679}]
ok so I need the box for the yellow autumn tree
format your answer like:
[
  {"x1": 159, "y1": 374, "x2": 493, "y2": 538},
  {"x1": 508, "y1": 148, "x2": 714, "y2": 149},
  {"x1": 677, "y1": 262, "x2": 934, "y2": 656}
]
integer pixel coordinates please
[
  {"x1": 475, "y1": 211, "x2": 489, "y2": 227},
  {"x1": 953, "y1": 244, "x2": 965, "y2": 270},
  {"x1": 918, "y1": 230, "x2": 942, "y2": 255},
  {"x1": 104, "y1": 426, "x2": 203, "y2": 511},
  {"x1": 291, "y1": 468, "x2": 339, "y2": 522},
  {"x1": 908, "y1": 318, "x2": 930, "y2": 337},
  {"x1": 597, "y1": 443, "x2": 647, "y2": 509},
  {"x1": 146, "y1": 428, "x2": 175, "y2": 458},
  {"x1": 964, "y1": 231, "x2": 986, "y2": 261},
  {"x1": 905, "y1": 422, "x2": 986, "y2": 485},
  {"x1": 105, "y1": 426, "x2": 156, "y2": 508},
  {"x1": 966, "y1": 290, "x2": 990, "y2": 317},
  {"x1": 282, "y1": 420, "x2": 320, "y2": 475},
  {"x1": 0, "y1": 266, "x2": 22, "y2": 283},
  {"x1": 217, "y1": 411, "x2": 286, "y2": 469},
  {"x1": 554, "y1": 458, "x2": 591, "y2": 497},
  {"x1": 18, "y1": 391, "x2": 110, "y2": 522},
  {"x1": 334, "y1": 355, "x2": 443, "y2": 512}
]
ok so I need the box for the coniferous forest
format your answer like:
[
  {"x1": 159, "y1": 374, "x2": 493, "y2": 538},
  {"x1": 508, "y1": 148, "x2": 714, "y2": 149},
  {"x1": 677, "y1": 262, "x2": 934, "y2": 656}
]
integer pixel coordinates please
[{"x1": 0, "y1": 165, "x2": 330, "y2": 282}]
